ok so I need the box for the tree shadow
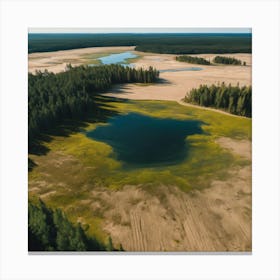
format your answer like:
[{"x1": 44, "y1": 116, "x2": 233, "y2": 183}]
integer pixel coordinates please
[
  {"x1": 28, "y1": 157, "x2": 37, "y2": 171},
  {"x1": 28, "y1": 95, "x2": 122, "y2": 157},
  {"x1": 157, "y1": 78, "x2": 172, "y2": 85}
]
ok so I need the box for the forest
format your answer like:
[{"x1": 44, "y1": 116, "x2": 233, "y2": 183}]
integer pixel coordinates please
[
  {"x1": 176, "y1": 55, "x2": 210, "y2": 65},
  {"x1": 28, "y1": 64, "x2": 159, "y2": 251},
  {"x1": 28, "y1": 33, "x2": 252, "y2": 54},
  {"x1": 213, "y1": 55, "x2": 244, "y2": 65},
  {"x1": 184, "y1": 83, "x2": 252, "y2": 117},
  {"x1": 28, "y1": 64, "x2": 159, "y2": 146},
  {"x1": 28, "y1": 200, "x2": 121, "y2": 251}
]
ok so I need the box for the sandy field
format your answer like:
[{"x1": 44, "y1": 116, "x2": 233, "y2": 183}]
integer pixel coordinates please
[
  {"x1": 28, "y1": 47, "x2": 252, "y2": 251},
  {"x1": 104, "y1": 52, "x2": 251, "y2": 102},
  {"x1": 29, "y1": 47, "x2": 251, "y2": 103}
]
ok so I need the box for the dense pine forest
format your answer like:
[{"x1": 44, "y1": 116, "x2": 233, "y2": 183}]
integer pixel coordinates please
[
  {"x1": 29, "y1": 33, "x2": 252, "y2": 54},
  {"x1": 28, "y1": 64, "x2": 159, "y2": 146},
  {"x1": 28, "y1": 200, "x2": 121, "y2": 251},
  {"x1": 213, "y1": 56, "x2": 244, "y2": 65},
  {"x1": 29, "y1": 64, "x2": 159, "y2": 251},
  {"x1": 184, "y1": 83, "x2": 252, "y2": 117},
  {"x1": 176, "y1": 55, "x2": 211, "y2": 65}
]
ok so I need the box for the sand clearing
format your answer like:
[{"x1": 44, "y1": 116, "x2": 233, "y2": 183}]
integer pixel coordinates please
[
  {"x1": 29, "y1": 48, "x2": 251, "y2": 104},
  {"x1": 103, "y1": 52, "x2": 251, "y2": 102}
]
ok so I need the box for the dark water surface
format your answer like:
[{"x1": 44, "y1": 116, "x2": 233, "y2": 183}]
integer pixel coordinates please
[
  {"x1": 98, "y1": 51, "x2": 137, "y2": 65},
  {"x1": 86, "y1": 113, "x2": 204, "y2": 167},
  {"x1": 159, "y1": 67, "x2": 203, "y2": 73}
]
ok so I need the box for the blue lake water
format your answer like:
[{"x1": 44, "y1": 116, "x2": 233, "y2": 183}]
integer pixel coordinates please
[
  {"x1": 98, "y1": 51, "x2": 137, "y2": 65},
  {"x1": 86, "y1": 113, "x2": 204, "y2": 167},
  {"x1": 159, "y1": 67, "x2": 203, "y2": 73},
  {"x1": 89, "y1": 52, "x2": 203, "y2": 72}
]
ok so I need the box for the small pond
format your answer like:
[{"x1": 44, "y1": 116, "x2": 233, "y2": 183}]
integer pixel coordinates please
[
  {"x1": 86, "y1": 113, "x2": 204, "y2": 167},
  {"x1": 159, "y1": 67, "x2": 203, "y2": 73},
  {"x1": 98, "y1": 51, "x2": 137, "y2": 65}
]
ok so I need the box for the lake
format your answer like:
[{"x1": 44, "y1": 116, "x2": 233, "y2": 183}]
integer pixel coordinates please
[
  {"x1": 86, "y1": 113, "x2": 204, "y2": 167},
  {"x1": 159, "y1": 67, "x2": 203, "y2": 73},
  {"x1": 98, "y1": 51, "x2": 137, "y2": 65},
  {"x1": 89, "y1": 52, "x2": 203, "y2": 72}
]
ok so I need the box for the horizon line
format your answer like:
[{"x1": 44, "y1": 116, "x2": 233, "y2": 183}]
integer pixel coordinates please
[{"x1": 29, "y1": 28, "x2": 252, "y2": 34}]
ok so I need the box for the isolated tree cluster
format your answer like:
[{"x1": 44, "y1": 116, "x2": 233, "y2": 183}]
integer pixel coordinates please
[
  {"x1": 176, "y1": 55, "x2": 246, "y2": 66},
  {"x1": 175, "y1": 55, "x2": 210, "y2": 65},
  {"x1": 184, "y1": 83, "x2": 252, "y2": 117},
  {"x1": 213, "y1": 56, "x2": 244, "y2": 65}
]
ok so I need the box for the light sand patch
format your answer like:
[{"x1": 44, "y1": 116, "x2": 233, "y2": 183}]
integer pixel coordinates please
[
  {"x1": 216, "y1": 137, "x2": 251, "y2": 160},
  {"x1": 40, "y1": 190, "x2": 57, "y2": 199}
]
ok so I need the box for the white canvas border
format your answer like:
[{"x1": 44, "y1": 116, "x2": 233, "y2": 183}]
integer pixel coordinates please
[{"x1": 1, "y1": 0, "x2": 280, "y2": 279}]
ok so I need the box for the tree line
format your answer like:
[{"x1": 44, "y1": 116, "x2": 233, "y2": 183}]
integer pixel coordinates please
[
  {"x1": 29, "y1": 199, "x2": 122, "y2": 251},
  {"x1": 175, "y1": 55, "x2": 210, "y2": 65},
  {"x1": 213, "y1": 55, "x2": 245, "y2": 65},
  {"x1": 176, "y1": 55, "x2": 246, "y2": 66},
  {"x1": 184, "y1": 83, "x2": 252, "y2": 117},
  {"x1": 29, "y1": 64, "x2": 159, "y2": 145},
  {"x1": 29, "y1": 33, "x2": 252, "y2": 54}
]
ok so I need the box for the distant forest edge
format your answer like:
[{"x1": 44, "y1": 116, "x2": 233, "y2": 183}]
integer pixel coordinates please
[
  {"x1": 28, "y1": 33, "x2": 252, "y2": 54},
  {"x1": 184, "y1": 83, "x2": 252, "y2": 117}
]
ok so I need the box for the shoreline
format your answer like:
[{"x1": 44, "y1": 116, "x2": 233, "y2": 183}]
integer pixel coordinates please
[{"x1": 177, "y1": 100, "x2": 249, "y2": 119}]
